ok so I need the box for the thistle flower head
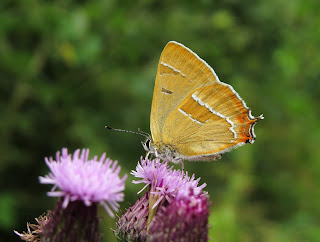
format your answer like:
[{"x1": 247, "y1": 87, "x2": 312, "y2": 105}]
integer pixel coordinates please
[
  {"x1": 39, "y1": 148, "x2": 127, "y2": 217},
  {"x1": 116, "y1": 157, "x2": 211, "y2": 241},
  {"x1": 147, "y1": 189, "x2": 211, "y2": 241},
  {"x1": 131, "y1": 156, "x2": 207, "y2": 208}
]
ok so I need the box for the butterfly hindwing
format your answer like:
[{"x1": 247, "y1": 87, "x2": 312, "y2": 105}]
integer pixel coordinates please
[{"x1": 161, "y1": 83, "x2": 260, "y2": 160}]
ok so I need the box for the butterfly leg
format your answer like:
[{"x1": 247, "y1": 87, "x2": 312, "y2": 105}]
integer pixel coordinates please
[
  {"x1": 145, "y1": 151, "x2": 150, "y2": 159},
  {"x1": 180, "y1": 160, "x2": 184, "y2": 172}
]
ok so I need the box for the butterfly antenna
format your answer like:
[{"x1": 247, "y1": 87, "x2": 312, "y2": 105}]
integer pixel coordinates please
[
  {"x1": 137, "y1": 128, "x2": 150, "y2": 137},
  {"x1": 105, "y1": 125, "x2": 149, "y2": 138}
]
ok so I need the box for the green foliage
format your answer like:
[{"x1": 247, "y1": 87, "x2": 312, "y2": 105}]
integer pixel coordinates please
[{"x1": 1, "y1": 0, "x2": 320, "y2": 241}]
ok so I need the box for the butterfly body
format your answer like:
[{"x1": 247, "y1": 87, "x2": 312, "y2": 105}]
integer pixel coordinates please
[{"x1": 144, "y1": 41, "x2": 263, "y2": 163}]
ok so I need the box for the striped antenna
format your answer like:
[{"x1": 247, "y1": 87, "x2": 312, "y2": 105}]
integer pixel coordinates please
[{"x1": 105, "y1": 125, "x2": 149, "y2": 138}]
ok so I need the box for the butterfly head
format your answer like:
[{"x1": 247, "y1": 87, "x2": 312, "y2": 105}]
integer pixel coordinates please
[
  {"x1": 142, "y1": 137, "x2": 153, "y2": 154},
  {"x1": 142, "y1": 138, "x2": 183, "y2": 164}
]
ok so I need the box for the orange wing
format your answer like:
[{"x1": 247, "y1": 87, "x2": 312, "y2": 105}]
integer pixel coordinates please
[
  {"x1": 161, "y1": 83, "x2": 262, "y2": 160},
  {"x1": 150, "y1": 41, "x2": 263, "y2": 161},
  {"x1": 150, "y1": 41, "x2": 219, "y2": 144}
]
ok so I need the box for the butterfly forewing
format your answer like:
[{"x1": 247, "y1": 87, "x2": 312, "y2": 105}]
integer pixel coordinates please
[{"x1": 150, "y1": 41, "x2": 219, "y2": 143}]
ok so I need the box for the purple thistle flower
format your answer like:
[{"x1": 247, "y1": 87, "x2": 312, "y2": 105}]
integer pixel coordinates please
[
  {"x1": 115, "y1": 156, "x2": 211, "y2": 241},
  {"x1": 147, "y1": 189, "x2": 211, "y2": 242},
  {"x1": 131, "y1": 156, "x2": 207, "y2": 210},
  {"x1": 39, "y1": 148, "x2": 127, "y2": 217}
]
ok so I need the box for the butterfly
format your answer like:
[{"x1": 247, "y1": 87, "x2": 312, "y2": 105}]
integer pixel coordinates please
[{"x1": 142, "y1": 41, "x2": 263, "y2": 164}]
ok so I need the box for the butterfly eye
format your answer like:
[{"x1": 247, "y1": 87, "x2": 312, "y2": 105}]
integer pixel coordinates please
[{"x1": 143, "y1": 138, "x2": 151, "y2": 151}]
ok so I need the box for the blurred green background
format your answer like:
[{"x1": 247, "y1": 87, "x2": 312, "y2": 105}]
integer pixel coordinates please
[{"x1": 1, "y1": 0, "x2": 320, "y2": 241}]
